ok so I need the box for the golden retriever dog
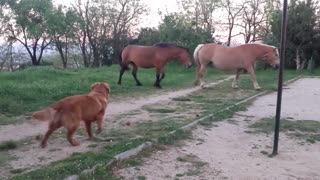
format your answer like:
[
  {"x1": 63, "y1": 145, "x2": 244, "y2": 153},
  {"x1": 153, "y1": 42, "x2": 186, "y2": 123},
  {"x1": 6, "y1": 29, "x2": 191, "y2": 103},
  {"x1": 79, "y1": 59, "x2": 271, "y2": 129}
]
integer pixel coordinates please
[{"x1": 32, "y1": 82, "x2": 110, "y2": 148}]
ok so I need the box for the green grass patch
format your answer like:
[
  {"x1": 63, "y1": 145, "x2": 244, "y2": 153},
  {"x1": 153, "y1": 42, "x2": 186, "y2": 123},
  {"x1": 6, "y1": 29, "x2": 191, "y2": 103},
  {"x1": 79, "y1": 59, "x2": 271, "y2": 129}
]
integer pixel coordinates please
[
  {"x1": 144, "y1": 107, "x2": 176, "y2": 114},
  {"x1": 157, "y1": 129, "x2": 191, "y2": 145},
  {"x1": 0, "y1": 151, "x2": 14, "y2": 166},
  {"x1": 12, "y1": 139, "x2": 147, "y2": 180},
  {"x1": 0, "y1": 141, "x2": 17, "y2": 151},
  {"x1": 0, "y1": 64, "x2": 225, "y2": 117},
  {"x1": 249, "y1": 118, "x2": 320, "y2": 133},
  {"x1": 249, "y1": 118, "x2": 320, "y2": 143}
]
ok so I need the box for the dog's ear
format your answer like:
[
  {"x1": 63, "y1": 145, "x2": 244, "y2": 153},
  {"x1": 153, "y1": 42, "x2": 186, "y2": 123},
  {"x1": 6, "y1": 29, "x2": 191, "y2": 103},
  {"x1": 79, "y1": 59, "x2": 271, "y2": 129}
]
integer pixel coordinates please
[
  {"x1": 91, "y1": 82, "x2": 100, "y2": 90},
  {"x1": 103, "y1": 83, "x2": 111, "y2": 95}
]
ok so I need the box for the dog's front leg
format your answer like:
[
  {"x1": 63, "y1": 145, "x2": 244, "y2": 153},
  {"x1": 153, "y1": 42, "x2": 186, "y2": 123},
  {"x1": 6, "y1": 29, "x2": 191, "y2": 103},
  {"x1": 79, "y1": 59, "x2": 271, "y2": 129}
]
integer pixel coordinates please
[{"x1": 95, "y1": 113, "x2": 104, "y2": 134}]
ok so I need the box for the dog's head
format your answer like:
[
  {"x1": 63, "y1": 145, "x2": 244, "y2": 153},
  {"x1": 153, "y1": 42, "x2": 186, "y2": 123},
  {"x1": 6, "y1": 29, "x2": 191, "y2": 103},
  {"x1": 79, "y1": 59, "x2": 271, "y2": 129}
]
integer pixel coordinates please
[{"x1": 91, "y1": 82, "x2": 111, "y2": 97}]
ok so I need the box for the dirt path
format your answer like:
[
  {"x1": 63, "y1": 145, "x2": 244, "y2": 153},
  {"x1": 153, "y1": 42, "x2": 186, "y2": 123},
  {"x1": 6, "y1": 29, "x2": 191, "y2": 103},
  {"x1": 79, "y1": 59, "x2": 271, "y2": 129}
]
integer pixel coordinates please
[
  {"x1": 0, "y1": 76, "x2": 232, "y2": 143},
  {"x1": 118, "y1": 78, "x2": 320, "y2": 179}
]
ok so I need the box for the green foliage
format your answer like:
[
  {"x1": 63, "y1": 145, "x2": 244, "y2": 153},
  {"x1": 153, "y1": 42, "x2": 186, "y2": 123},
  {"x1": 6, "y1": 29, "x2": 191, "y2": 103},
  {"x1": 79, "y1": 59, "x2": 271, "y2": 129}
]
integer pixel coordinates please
[
  {"x1": 136, "y1": 13, "x2": 212, "y2": 52},
  {"x1": 268, "y1": 0, "x2": 320, "y2": 68}
]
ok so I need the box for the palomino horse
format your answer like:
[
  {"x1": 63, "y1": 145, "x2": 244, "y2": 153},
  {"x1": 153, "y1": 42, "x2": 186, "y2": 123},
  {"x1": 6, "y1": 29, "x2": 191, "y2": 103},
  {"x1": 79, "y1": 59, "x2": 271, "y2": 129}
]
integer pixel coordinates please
[
  {"x1": 194, "y1": 43, "x2": 280, "y2": 90},
  {"x1": 118, "y1": 43, "x2": 192, "y2": 88}
]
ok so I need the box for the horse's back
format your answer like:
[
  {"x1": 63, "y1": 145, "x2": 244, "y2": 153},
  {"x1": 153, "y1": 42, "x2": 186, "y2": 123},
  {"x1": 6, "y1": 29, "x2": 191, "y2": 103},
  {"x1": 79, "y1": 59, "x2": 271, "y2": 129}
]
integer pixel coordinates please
[{"x1": 121, "y1": 45, "x2": 158, "y2": 68}]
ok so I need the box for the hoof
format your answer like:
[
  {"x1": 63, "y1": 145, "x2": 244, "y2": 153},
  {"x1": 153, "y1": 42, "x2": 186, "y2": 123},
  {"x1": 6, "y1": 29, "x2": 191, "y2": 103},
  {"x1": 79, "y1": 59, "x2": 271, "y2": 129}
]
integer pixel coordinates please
[
  {"x1": 136, "y1": 83, "x2": 143, "y2": 86},
  {"x1": 200, "y1": 84, "x2": 208, "y2": 89},
  {"x1": 154, "y1": 84, "x2": 162, "y2": 88}
]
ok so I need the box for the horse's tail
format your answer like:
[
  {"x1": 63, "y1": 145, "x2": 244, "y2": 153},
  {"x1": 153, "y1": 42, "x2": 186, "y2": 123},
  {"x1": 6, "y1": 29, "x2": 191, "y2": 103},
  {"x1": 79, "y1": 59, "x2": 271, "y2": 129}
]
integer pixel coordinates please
[
  {"x1": 118, "y1": 48, "x2": 130, "y2": 70},
  {"x1": 193, "y1": 44, "x2": 204, "y2": 67},
  {"x1": 193, "y1": 44, "x2": 204, "y2": 86}
]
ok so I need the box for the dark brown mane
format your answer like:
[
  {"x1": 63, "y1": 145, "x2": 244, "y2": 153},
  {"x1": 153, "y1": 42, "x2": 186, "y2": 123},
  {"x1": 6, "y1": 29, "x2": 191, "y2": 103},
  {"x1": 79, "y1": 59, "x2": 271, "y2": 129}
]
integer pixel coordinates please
[{"x1": 153, "y1": 43, "x2": 189, "y2": 53}]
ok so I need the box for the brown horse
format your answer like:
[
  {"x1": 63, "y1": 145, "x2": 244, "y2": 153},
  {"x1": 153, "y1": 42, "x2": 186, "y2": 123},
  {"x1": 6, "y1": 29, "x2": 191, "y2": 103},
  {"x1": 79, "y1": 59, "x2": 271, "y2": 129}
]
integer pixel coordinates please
[
  {"x1": 194, "y1": 43, "x2": 280, "y2": 90},
  {"x1": 118, "y1": 43, "x2": 192, "y2": 88}
]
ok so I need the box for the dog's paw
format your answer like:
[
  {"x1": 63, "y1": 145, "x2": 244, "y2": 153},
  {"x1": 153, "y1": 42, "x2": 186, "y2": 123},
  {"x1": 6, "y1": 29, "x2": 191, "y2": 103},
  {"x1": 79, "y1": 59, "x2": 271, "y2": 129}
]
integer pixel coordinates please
[
  {"x1": 71, "y1": 141, "x2": 80, "y2": 146},
  {"x1": 40, "y1": 142, "x2": 47, "y2": 148},
  {"x1": 96, "y1": 129, "x2": 102, "y2": 134}
]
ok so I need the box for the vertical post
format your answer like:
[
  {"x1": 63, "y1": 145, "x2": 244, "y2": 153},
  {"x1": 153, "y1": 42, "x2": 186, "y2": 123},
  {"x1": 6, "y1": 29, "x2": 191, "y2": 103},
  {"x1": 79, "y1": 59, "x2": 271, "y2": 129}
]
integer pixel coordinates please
[{"x1": 272, "y1": 0, "x2": 288, "y2": 155}]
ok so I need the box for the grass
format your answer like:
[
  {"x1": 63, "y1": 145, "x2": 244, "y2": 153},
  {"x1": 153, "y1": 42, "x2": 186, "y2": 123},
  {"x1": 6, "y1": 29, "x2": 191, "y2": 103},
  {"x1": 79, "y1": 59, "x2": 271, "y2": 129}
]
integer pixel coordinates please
[
  {"x1": 176, "y1": 154, "x2": 208, "y2": 177},
  {"x1": 249, "y1": 118, "x2": 320, "y2": 143},
  {"x1": 0, "y1": 141, "x2": 17, "y2": 151},
  {"x1": 3, "y1": 67, "x2": 320, "y2": 179},
  {"x1": 0, "y1": 63, "x2": 225, "y2": 118},
  {"x1": 144, "y1": 107, "x2": 176, "y2": 114}
]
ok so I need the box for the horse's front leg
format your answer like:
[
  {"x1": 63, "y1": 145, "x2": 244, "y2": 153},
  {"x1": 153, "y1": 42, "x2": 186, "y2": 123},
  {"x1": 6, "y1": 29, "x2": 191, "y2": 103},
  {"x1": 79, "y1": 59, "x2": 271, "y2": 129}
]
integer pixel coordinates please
[
  {"x1": 154, "y1": 67, "x2": 163, "y2": 88},
  {"x1": 247, "y1": 66, "x2": 261, "y2": 90},
  {"x1": 118, "y1": 65, "x2": 127, "y2": 85},
  {"x1": 232, "y1": 69, "x2": 241, "y2": 89}
]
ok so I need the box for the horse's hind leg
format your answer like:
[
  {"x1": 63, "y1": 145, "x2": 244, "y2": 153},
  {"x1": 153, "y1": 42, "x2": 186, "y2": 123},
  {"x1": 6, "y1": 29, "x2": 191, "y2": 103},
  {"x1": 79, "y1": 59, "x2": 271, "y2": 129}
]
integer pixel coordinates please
[
  {"x1": 232, "y1": 69, "x2": 241, "y2": 89},
  {"x1": 247, "y1": 66, "x2": 261, "y2": 90},
  {"x1": 154, "y1": 68, "x2": 162, "y2": 88},
  {"x1": 197, "y1": 64, "x2": 207, "y2": 88},
  {"x1": 194, "y1": 65, "x2": 201, "y2": 86},
  {"x1": 160, "y1": 72, "x2": 165, "y2": 81},
  {"x1": 131, "y1": 64, "x2": 142, "y2": 86}
]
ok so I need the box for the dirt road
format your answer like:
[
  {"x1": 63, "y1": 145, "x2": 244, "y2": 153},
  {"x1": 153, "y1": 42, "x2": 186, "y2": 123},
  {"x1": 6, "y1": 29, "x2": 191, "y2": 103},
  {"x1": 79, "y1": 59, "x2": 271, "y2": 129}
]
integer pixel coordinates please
[{"x1": 118, "y1": 78, "x2": 320, "y2": 180}]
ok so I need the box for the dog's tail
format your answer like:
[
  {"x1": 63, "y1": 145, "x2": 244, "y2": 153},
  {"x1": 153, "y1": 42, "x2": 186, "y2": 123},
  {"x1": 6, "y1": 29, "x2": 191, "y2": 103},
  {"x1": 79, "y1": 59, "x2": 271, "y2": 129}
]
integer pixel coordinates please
[{"x1": 32, "y1": 108, "x2": 56, "y2": 122}]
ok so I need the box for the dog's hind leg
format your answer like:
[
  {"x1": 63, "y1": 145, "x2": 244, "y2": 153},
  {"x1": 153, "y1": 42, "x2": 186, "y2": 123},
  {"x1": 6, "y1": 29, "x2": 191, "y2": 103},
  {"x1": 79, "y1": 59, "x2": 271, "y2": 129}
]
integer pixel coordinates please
[
  {"x1": 67, "y1": 122, "x2": 80, "y2": 146},
  {"x1": 41, "y1": 123, "x2": 61, "y2": 148},
  {"x1": 84, "y1": 121, "x2": 93, "y2": 139}
]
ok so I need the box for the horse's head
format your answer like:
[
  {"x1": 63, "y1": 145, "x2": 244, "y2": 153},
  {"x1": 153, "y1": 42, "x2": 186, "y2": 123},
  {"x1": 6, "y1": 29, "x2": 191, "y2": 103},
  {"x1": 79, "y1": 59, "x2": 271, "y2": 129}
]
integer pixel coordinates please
[
  {"x1": 264, "y1": 47, "x2": 280, "y2": 69},
  {"x1": 178, "y1": 48, "x2": 193, "y2": 68}
]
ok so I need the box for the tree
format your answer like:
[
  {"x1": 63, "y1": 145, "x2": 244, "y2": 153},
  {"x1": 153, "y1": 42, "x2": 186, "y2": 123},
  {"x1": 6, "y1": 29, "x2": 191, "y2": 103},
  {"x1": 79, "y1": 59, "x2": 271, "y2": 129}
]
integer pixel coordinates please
[
  {"x1": 240, "y1": 0, "x2": 268, "y2": 43},
  {"x1": 136, "y1": 28, "x2": 161, "y2": 45},
  {"x1": 177, "y1": 0, "x2": 221, "y2": 35},
  {"x1": 136, "y1": 13, "x2": 212, "y2": 52},
  {"x1": 108, "y1": 0, "x2": 148, "y2": 64},
  {"x1": 270, "y1": 0, "x2": 319, "y2": 69},
  {"x1": 72, "y1": 0, "x2": 92, "y2": 67},
  {"x1": 71, "y1": 0, "x2": 147, "y2": 67},
  {"x1": 47, "y1": 6, "x2": 78, "y2": 68},
  {"x1": 221, "y1": 0, "x2": 245, "y2": 46},
  {"x1": 1, "y1": 0, "x2": 53, "y2": 65}
]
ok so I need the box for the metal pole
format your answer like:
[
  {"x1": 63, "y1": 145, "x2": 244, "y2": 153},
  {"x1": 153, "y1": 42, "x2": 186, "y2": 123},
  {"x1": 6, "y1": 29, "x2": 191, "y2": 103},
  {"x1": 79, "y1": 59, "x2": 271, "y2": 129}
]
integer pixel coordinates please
[{"x1": 272, "y1": 0, "x2": 288, "y2": 155}]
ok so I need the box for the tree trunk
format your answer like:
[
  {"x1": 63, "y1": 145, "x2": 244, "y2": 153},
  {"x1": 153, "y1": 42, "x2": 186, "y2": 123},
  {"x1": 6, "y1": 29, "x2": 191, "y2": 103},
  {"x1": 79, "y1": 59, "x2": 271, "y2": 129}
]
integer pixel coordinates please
[
  {"x1": 295, "y1": 47, "x2": 301, "y2": 70},
  {"x1": 307, "y1": 54, "x2": 315, "y2": 71},
  {"x1": 57, "y1": 42, "x2": 67, "y2": 69}
]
